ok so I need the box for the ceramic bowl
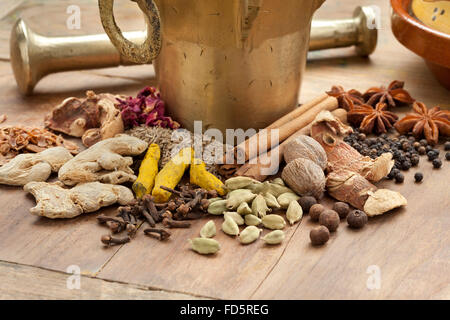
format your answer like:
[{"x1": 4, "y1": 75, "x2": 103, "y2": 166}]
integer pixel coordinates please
[{"x1": 391, "y1": 0, "x2": 450, "y2": 90}]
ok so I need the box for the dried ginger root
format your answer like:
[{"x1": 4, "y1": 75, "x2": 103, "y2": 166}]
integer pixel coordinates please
[
  {"x1": 58, "y1": 134, "x2": 148, "y2": 186},
  {"x1": 24, "y1": 181, "x2": 135, "y2": 219},
  {"x1": 0, "y1": 147, "x2": 73, "y2": 186},
  {"x1": 190, "y1": 158, "x2": 226, "y2": 196},
  {"x1": 327, "y1": 170, "x2": 407, "y2": 216},
  {"x1": 311, "y1": 111, "x2": 394, "y2": 182}
]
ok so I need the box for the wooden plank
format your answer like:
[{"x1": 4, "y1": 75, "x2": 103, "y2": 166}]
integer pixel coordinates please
[
  {"x1": 0, "y1": 260, "x2": 205, "y2": 300},
  {"x1": 97, "y1": 215, "x2": 300, "y2": 299}
]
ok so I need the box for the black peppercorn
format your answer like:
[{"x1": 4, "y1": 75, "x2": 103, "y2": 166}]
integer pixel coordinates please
[
  {"x1": 298, "y1": 196, "x2": 317, "y2": 214},
  {"x1": 413, "y1": 142, "x2": 421, "y2": 149},
  {"x1": 414, "y1": 172, "x2": 423, "y2": 183},
  {"x1": 432, "y1": 158, "x2": 442, "y2": 169},
  {"x1": 347, "y1": 210, "x2": 368, "y2": 229},
  {"x1": 417, "y1": 146, "x2": 426, "y2": 155},
  {"x1": 402, "y1": 142, "x2": 410, "y2": 151},
  {"x1": 395, "y1": 173, "x2": 404, "y2": 183},
  {"x1": 427, "y1": 151, "x2": 438, "y2": 161},
  {"x1": 358, "y1": 133, "x2": 366, "y2": 140},
  {"x1": 310, "y1": 226, "x2": 330, "y2": 246},
  {"x1": 445, "y1": 142, "x2": 450, "y2": 151},
  {"x1": 420, "y1": 139, "x2": 428, "y2": 146},
  {"x1": 426, "y1": 146, "x2": 433, "y2": 153},
  {"x1": 401, "y1": 160, "x2": 412, "y2": 170},
  {"x1": 446, "y1": 152, "x2": 450, "y2": 161},
  {"x1": 410, "y1": 155, "x2": 420, "y2": 166}
]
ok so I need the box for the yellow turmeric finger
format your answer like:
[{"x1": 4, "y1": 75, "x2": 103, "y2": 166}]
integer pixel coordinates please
[
  {"x1": 190, "y1": 158, "x2": 226, "y2": 196},
  {"x1": 152, "y1": 147, "x2": 192, "y2": 203},
  {"x1": 132, "y1": 144, "x2": 160, "y2": 199}
]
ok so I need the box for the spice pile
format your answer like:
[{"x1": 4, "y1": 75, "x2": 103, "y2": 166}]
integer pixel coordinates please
[{"x1": 0, "y1": 126, "x2": 79, "y2": 166}]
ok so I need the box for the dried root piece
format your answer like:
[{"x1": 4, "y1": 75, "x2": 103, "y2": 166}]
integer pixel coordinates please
[
  {"x1": 45, "y1": 91, "x2": 124, "y2": 147},
  {"x1": 0, "y1": 147, "x2": 73, "y2": 186},
  {"x1": 24, "y1": 181, "x2": 135, "y2": 219},
  {"x1": 311, "y1": 111, "x2": 393, "y2": 182},
  {"x1": 326, "y1": 170, "x2": 377, "y2": 210},
  {"x1": 327, "y1": 170, "x2": 407, "y2": 215},
  {"x1": 58, "y1": 134, "x2": 148, "y2": 186},
  {"x1": 364, "y1": 189, "x2": 407, "y2": 217}
]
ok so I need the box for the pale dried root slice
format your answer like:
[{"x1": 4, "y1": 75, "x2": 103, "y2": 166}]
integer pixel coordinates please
[
  {"x1": 311, "y1": 111, "x2": 393, "y2": 182},
  {"x1": 0, "y1": 147, "x2": 73, "y2": 186},
  {"x1": 326, "y1": 170, "x2": 377, "y2": 210},
  {"x1": 327, "y1": 170, "x2": 407, "y2": 216},
  {"x1": 58, "y1": 134, "x2": 148, "y2": 186},
  {"x1": 24, "y1": 181, "x2": 135, "y2": 219},
  {"x1": 364, "y1": 189, "x2": 407, "y2": 217}
]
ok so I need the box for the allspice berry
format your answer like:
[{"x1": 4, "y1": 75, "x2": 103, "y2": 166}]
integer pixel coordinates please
[
  {"x1": 310, "y1": 226, "x2": 330, "y2": 246},
  {"x1": 309, "y1": 204, "x2": 325, "y2": 222},
  {"x1": 298, "y1": 196, "x2": 317, "y2": 214},
  {"x1": 332, "y1": 202, "x2": 350, "y2": 219},
  {"x1": 319, "y1": 209, "x2": 340, "y2": 232},
  {"x1": 347, "y1": 210, "x2": 368, "y2": 229}
]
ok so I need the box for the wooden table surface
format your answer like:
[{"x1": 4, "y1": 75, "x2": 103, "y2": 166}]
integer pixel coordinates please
[{"x1": 0, "y1": 0, "x2": 449, "y2": 300}]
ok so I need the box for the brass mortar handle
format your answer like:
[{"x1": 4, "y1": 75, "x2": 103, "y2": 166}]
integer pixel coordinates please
[
  {"x1": 98, "y1": 0, "x2": 161, "y2": 64},
  {"x1": 310, "y1": 6, "x2": 378, "y2": 56}
]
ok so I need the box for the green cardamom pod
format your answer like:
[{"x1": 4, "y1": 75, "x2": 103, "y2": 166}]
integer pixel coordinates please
[
  {"x1": 257, "y1": 181, "x2": 293, "y2": 198},
  {"x1": 263, "y1": 193, "x2": 281, "y2": 209},
  {"x1": 225, "y1": 177, "x2": 261, "y2": 191},
  {"x1": 200, "y1": 220, "x2": 216, "y2": 238},
  {"x1": 189, "y1": 238, "x2": 220, "y2": 255},
  {"x1": 271, "y1": 178, "x2": 285, "y2": 186},
  {"x1": 224, "y1": 212, "x2": 245, "y2": 226},
  {"x1": 222, "y1": 216, "x2": 240, "y2": 236},
  {"x1": 262, "y1": 214, "x2": 286, "y2": 230},
  {"x1": 239, "y1": 226, "x2": 262, "y2": 244},
  {"x1": 262, "y1": 230, "x2": 285, "y2": 245},
  {"x1": 244, "y1": 214, "x2": 262, "y2": 226},
  {"x1": 208, "y1": 197, "x2": 223, "y2": 204},
  {"x1": 245, "y1": 182, "x2": 264, "y2": 194},
  {"x1": 207, "y1": 199, "x2": 227, "y2": 215},
  {"x1": 226, "y1": 189, "x2": 257, "y2": 210},
  {"x1": 277, "y1": 192, "x2": 300, "y2": 209},
  {"x1": 251, "y1": 194, "x2": 271, "y2": 218},
  {"x1": 286, "y1": 200, "x2": 303, "y2": 225},
  {"x1": 237, "y1": 202, "x2": 253, "y2": 215}
]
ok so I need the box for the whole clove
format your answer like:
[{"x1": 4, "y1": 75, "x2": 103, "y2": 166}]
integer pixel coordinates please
[
  {"x1": 101, "y1": 235, "x2": 130, "y2": 246},
  {"x1": 144, "y1": 228, "x2": 171, "y2": 241},
  {"x1": 162, "y1": 217, "x2": 191, "y2": 228}
]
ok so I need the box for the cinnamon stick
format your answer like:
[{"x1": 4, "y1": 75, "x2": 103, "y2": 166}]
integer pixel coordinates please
[
  {"x1": 231, "y1": 96, "x2": 338, "y2": 164},
  {"x1": 235, "y1": 109, "x2": 347, "y2": 181}
]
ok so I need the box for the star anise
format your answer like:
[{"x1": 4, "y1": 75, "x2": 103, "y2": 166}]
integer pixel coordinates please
[
  {"x1": 395, "y1": 102, "x2": 450, "y2": 145},
  {"x1": 363, "y1": 80, "x2": 415, "y2": 107},
  {"x1": 348, "y1": 103, "x2": 399, "y2": 134},
  {"x1": 326, "y1": 85, "x2": 364, "y2": 111}
]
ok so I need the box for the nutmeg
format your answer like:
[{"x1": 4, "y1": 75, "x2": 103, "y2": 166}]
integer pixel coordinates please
[
  {"x1": 281, "y1": 158, "x2": 325, "y2": 199},
  {"x1": 283, "y1": 135, "x2": 327, "y2": 169},
  {"x1": 319, "y1": 209, "x2": 340, "y2": 232}
]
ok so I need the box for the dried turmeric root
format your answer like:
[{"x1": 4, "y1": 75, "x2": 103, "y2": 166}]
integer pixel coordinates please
[
  {"x1": 190, "y1": 158, "x2": 226, "y2": 196},
  {"x1": 152, "y1": 147, "x2": 192, "y2": 203},
  {"x1": 132, "y1": 144, "x2": 160, "y2": 199}
]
